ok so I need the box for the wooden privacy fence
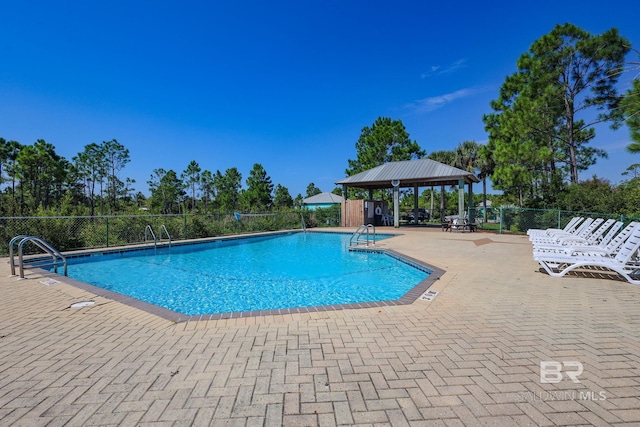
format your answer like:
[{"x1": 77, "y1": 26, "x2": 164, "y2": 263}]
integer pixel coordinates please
[{"x1": 342, "y1": 200, "x2": 389, "y2": 227}]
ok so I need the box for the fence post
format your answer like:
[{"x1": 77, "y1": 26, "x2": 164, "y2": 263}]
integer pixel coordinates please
[
  {"x1": 499, "y1": 207, "x2": 503, "y2": 234},
  {"x1": 105, "y1": 217, "x2": 109, "y2": 247},
  {"x1": 558, "y1": 209, "x2": 561, "y2": 230},
  {"x1": 183, "y1": 214, "x2": 187, "y2": 239}
]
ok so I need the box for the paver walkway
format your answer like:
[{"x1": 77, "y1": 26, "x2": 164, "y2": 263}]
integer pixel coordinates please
[{"x1": 1, "y1": 228, "x2": 639, "y2": 426}]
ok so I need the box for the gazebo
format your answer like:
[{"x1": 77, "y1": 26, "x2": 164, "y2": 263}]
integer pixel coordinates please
[{"x1": 335, "y1": 158, "x2": 480, "y2": 228}]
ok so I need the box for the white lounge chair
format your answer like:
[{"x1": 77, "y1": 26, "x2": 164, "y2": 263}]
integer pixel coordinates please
[
  {"x1": 534, "y1": 223, "x2": 640, "y2": 285},
  {"x1": 594, "y1": 220, "x2": 625, "y2": 248},
  {"x1": 527, "y1": 216, "x2": 583, "y2": 237},
  {"x1": 532, "y1": 220, "x2": 621, "y2": 253},
  {"x1": 530, "y1": 218, "x2": 610, "y2": 247},
  {"x1": 533, "y1": 221, "x2": 635, "y2": 257},
  {"x1": 529, "y1": 217, "x2": 595, "y2": 242}
]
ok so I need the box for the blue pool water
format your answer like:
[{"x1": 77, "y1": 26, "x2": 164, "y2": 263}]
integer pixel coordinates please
[{"x1": 64, "y1": 232, "x2": 430, "y2": 316}]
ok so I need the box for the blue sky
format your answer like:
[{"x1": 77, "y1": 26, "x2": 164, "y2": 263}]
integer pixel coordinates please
[{"x1": 1, "y1": 0, "x2": 639, "y2": 198}]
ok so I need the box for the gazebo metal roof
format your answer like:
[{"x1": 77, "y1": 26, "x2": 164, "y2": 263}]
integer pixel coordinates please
[{"x1": 335, "y1": 158, "x2": 480, "y2": 189}]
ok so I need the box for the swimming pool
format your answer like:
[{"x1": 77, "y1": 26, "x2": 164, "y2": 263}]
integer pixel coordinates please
[{"x1": 61, "y1": 232, "x2": 436, "y2": 318}]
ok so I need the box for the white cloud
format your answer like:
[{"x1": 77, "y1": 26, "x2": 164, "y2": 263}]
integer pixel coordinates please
[
  {"x1": 421, "y1": 59, "x2": 466, "y2": 78},
  {"x1": 439, "y1": 59, "x2": 467, "y2": 74},
  {"x1": 407, "y1": 87, "x2": 479, "y2": 113}
]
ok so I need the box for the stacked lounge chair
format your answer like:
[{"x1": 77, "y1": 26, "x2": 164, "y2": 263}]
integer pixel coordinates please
[
  {"x1": 528, "y1": 218, "x2": 640, "y2": 285},
  {"x1": 527, "y1": 216, "x2": 583, "y2": 238},
  {"x1": 530, "y1": 218, "x2": 616, "y2": 248},
  {"x1": 529, "y1": 218, "x2": 611, "y2": 246}
]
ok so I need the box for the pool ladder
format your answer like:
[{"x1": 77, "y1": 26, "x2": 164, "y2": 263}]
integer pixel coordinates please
[
  {"x1": 9, "y1": 235, "x2": 67, "y2": 279},
  {"x1": 145, "y1": 225, "x2": 172, "y2": 251},
  {"x1": 349, "y1": 224, "x2": 376, "y2": 247}
]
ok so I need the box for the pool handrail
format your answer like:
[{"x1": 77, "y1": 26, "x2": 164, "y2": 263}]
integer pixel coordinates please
[
  {"x1": 159, "y1": 224, "x2": 172, "y2": 247},
  {"x1": 144, "y1": 225, "x2": 157, "y2": 251},
  {"x1": 10, "y1": 235, "x2": 67, "y2": 279},
  {"x1": 9, "y1": 235, "x2": 30, "y2": 276}
]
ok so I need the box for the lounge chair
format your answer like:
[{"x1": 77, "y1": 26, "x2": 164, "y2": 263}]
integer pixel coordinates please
[
  {"x1": 529, "y1": 217, "x2": 595, "y2": 241},
  {"x1": 594, "y1": 220, "x2": 625, "y2": 248},
  {"x1": 530, "y1": 218, "x2": 610, "y2": 246},
  {"x1": 527, "y1": 216, "x2": 583, "y2": 237},
  {"x1": 534, "y1": 223, "x2": 640, "y2": 285},
  {"x1": 532, "y1": 220, "x2": 621, "y2": 253},
  {"x1": 533, "y1": 221, "x2": 635, "y2": 257}
]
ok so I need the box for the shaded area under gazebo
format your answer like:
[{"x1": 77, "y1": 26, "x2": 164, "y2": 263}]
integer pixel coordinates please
[{"x1": 336, "y1": 158, "x2": 480, "y2": 228}]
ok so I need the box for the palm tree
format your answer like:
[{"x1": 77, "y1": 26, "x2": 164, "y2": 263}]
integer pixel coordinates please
[
  {"x1": 453, "y1": 141, "x2": 496, "y2": 223},
  {"x1": 428, "y1": 150, "x2": 455, "y2": 166},
  {"x1": 428, "y1": 150, "x2": 456, "y2": 222},
  {"x1": 454, "y1": 141, "x2": 481, "y2": 220},
  {"x1": 453, "y1": 140, "x2": 480, "y2": 173},
  {"x1": 476, "y1": 145, "x2": 496, "y2": 223}
]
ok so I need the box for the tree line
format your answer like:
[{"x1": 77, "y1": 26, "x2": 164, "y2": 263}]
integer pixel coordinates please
[{"x1": 0, "y1": 137, "x2": 332, "y2": 217}]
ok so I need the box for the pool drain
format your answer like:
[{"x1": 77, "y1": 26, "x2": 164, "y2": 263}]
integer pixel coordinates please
[{"x1": 70, "y1": 301, "x2": 95, "y2": 308}]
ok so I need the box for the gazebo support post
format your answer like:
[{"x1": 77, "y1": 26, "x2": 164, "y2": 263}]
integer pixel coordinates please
[
  {"x1": 440, "y1": 185, "x2": 446, "y2": 223},
  {"x1": 413, "y1": 184, "x2": 419, "y2": 225},
  {"x1": 458, "y1": 179, "x2": 464, "y2": 221},
  {"x1": 342, "y1": 184, "x2": 347, "y2": 227},
  {"x1": 430, "y1": 187, "x2": 434, "y2": 221},
  {"x1": 393, "y1": 182, "x2": 400, "y2": 228},
  {"x1": 467, "y1": 182, "x2": 474, "y2": 223}
]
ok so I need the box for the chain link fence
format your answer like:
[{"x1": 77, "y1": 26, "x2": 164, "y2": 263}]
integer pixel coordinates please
[
  {"x1": 484, "y1": 207, "x2": 640, "y2": 234},
  {"x1": 1, "y1": 208, "x2": 342, "y2": 256},
  {"x1": 3, "y1": 206, "x2": 635, "y2": 255}
]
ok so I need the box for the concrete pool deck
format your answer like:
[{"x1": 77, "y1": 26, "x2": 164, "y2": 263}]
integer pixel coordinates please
[{"x1": 0, "y1": 227, "x2": 639, "y2": 426}]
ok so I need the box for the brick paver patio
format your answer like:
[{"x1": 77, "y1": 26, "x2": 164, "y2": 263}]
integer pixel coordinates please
[{"x1": 1, "y1": 228, "x2": 639, "y2": 426}]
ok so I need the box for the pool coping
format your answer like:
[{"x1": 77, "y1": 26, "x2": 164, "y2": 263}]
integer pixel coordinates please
[{"x1": 18, "y1": 230, "x2": 445, "y2": 322}]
